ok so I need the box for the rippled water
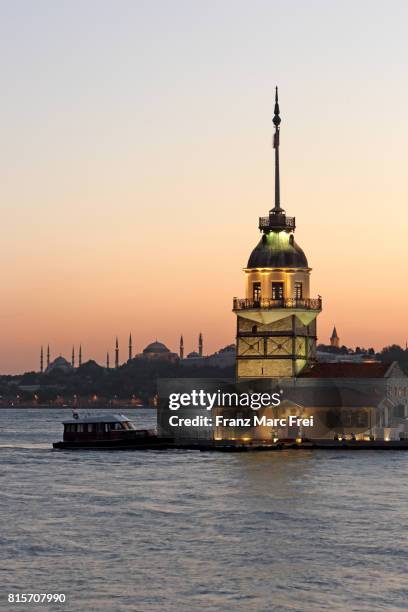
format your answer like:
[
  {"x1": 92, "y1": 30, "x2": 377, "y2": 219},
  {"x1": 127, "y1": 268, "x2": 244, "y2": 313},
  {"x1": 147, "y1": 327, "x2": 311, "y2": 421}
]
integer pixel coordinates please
[{"x1": 0, "y1": 409, "x2": 407, "y2": 611}]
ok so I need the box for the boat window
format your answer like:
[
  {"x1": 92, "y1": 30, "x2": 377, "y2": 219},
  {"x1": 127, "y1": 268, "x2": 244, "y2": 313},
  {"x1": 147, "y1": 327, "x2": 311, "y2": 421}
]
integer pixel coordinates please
[
  {"x1": 87, "y1": 424, "x2": 94, "y2": 433},
  {"x1": 124, "y1": 421, "x2": 136, "y2": 430},
  {"x1": 77, "y1": 424, "x2": 84, "y2": 433}
]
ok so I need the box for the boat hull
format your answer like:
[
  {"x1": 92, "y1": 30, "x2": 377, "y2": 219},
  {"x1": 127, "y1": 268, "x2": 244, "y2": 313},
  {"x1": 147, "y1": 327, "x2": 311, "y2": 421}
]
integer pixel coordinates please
[{"x1": 53, "y1": 438, "x2": 173, "y2": 450}]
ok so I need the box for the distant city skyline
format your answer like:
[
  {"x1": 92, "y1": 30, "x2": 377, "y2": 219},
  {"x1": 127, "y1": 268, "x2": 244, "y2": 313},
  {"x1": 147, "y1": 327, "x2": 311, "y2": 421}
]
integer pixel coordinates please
[{"x1": 1, "y1": 1, "x2": 408, "y2": 373}]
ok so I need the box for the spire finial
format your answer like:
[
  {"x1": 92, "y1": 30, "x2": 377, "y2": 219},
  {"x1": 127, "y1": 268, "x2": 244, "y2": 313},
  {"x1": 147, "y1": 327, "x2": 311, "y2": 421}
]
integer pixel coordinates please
[{"x1": 272, "y1": 85, "x2": 282, "y2": 212}]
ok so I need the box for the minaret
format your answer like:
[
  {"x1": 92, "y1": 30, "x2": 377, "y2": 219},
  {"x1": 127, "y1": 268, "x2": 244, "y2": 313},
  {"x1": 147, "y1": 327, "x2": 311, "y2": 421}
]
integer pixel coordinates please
[
  {"x1": 233, "y1": 88, "x2": 322, "y2": 379},
  {"x1": 128, "y1": 333, "x2": 133, "y2": 361},
  {"x1": 198, "y1": 333, "x2": 203, "y2": 357},
  {"x1": 71, "y1": 345, "x2": 75, "y2": 368},
  {"x1": 79, "y1": 344, "x2": 82, "y2": 367},
  {"x1": 179, "y1": 335, "x2": 184, "y2": 359},
  {"x1": 40, "y1": 346, "x2": 44, "y2": 373},
  {"x1": 47, "y1": 344, "x2": 50, "y2": 368},
  {"x1": 106, "y1": 351, "x2": 110, "y2": 369},
  {"x1": 330, "y1": 326, "x2": 340, "y2": 348},
  {"x1": 115, "y1": 337, "x2": 119, "y2": 369}
]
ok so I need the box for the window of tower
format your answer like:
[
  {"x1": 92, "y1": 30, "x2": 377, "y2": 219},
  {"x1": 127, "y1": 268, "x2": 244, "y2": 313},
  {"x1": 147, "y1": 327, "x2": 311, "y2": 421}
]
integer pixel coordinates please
[
  {"x1": 294, "y1": 282, "x2": 303, "y2": 299},
  {"x1": 272, "y1": 282, "x2": 284, "y2": 300},
  {"x1": 252, "y1": 325, "x2": 258, "y2": 333},
  {"x1": 253, "y1": 282, "x2": 261, "y2": 302}
]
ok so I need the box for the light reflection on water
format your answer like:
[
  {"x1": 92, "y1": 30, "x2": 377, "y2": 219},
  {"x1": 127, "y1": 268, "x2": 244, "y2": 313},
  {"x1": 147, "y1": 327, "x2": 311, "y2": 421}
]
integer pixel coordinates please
[{"x1": 0, "y1": 409, "x2": 407, "y2": 611}]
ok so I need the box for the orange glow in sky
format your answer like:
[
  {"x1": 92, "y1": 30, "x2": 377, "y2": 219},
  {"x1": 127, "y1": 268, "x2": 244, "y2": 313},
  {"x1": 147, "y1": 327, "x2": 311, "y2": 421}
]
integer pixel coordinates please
[{"x1": 0, "y1": 1, "x2": 407, "y2": 373}]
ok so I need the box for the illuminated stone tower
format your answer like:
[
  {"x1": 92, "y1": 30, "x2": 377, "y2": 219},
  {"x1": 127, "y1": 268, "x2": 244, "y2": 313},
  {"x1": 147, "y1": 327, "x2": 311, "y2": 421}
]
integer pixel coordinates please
[{"x1": 233, "y1": 88, "x2": 322, "y2": 379}]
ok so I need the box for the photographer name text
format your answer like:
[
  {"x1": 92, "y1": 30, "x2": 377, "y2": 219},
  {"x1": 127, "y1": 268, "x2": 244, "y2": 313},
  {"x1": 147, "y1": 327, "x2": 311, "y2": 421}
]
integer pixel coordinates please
[{"x1": 168, "y1": 415, "x2": 314, "y2": 428}]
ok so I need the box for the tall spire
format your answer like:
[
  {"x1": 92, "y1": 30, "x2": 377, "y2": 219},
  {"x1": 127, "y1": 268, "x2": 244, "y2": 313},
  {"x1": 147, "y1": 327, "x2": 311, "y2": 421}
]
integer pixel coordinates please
[
  {"x1": 198, "y1": 332, "x2": 203, "y2": 357},
  {"x1": 272, "y1": 85, "x2": 282, "y2": 212},
  {"x1": 179, "y1": 335, "x2": 184, "y2": 359},
  {"x1": 106, "y1": 351, "x2": 110, "y2": 369},
  {"x1": 40, "y1": 346, "x2": 44, "y2": 373},
  {"x1": 258, "y1": 87, "x2": 295, "y2": 233},
  {"x1": 47, "y1": 344, "x2": 50, "y2": 368},
  {"x1": 128, "y1": 333, "x2": 133, "y2": 361},
  {"x1": 78, "y1": 344, "x2": 82, "y2": 367},
  {"x1": 71, "y1": 345, "x2": 75, "y2": 368},
  {"x1": 115, "y1": 337, "x2": 119, "y2": 369}
]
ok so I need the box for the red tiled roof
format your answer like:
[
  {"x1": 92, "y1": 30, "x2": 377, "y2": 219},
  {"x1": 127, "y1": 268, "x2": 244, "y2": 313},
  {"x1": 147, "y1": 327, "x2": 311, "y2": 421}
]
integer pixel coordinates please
[{"x1": 301, "y1": 362, "x2": 392, "y2": 378}]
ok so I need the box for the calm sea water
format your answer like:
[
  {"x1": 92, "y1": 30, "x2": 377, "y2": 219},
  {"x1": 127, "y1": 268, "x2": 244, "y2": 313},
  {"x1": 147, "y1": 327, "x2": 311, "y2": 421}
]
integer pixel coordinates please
[{"x1": 0, "y1": 408, "x2": 407, "y2": 612}]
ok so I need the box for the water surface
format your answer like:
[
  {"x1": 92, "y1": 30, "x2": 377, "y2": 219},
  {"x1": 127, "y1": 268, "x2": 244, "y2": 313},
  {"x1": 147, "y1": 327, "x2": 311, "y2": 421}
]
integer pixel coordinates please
[{"x1": 0, "y1": 409, "x2": 407, "y2": 611}]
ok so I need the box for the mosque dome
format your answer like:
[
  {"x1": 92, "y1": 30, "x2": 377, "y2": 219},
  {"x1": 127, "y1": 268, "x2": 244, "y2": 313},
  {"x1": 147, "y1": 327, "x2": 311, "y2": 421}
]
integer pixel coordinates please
[
  {"x1": 45, "y1": 356, "x2": 73, "y2": 374},
  {"x1": 187, "y1": 351, "x2": 200, "y2": 359},
  {"x1": 143, "y1": 341, "x2": 170, "y2": 355},
  {"x1": 247, "y1": 231, "x2": 308, "y2": 269}
]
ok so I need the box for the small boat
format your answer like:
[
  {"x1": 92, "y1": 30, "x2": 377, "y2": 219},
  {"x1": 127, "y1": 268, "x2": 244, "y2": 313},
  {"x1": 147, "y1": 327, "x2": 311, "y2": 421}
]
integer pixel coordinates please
[{"x1": 52, "y1": 413, "x2": 171, "y2": 450}]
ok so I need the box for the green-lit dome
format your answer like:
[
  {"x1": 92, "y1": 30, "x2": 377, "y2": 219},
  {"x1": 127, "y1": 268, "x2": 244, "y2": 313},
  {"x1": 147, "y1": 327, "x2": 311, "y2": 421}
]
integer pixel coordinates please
[{"x1": 247, "y1": 231, "x2": 308, "y2": 269}]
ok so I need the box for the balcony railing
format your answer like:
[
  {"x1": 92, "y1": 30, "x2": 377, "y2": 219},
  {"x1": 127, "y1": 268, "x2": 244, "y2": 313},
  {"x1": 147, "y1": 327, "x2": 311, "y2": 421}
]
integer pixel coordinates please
[
  {"x1": 259, "y1": 214, "x2": 296, "y2": 231},
  {"x1": 233, "y1": 297, "x2": 322, "y2": 311}
]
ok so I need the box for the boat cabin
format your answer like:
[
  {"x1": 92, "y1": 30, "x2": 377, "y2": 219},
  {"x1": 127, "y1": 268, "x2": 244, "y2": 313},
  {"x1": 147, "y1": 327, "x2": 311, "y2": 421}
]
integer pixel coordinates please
[{"x1": 62, "y1": 413, "x2": 154, "y2": 442}]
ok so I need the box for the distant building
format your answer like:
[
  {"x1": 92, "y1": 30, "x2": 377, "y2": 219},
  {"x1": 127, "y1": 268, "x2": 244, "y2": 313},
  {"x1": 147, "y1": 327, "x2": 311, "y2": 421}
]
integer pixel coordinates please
[
  {"x1": 181, "y1": 344, "x2": 236, "y2": 368},
  {"x1": 45, "y1": 356, "x2": 73, "y2": 375},
  {"x1": 138, "y1": 341, "x2": 179, "y2": 363},
  {"x1": 330, "y1": 326, "x2": 340, "y2": 348},
  {"x1": 316, "y1": 350, "x2": 374, "y2": 364}
]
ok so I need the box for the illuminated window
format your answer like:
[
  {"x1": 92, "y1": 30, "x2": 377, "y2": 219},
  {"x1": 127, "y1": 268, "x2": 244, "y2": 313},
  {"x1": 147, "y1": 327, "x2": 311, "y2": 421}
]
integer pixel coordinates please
[
  {"x1": 253, "y1": 282, "x2": 261, "y2": 301},
  {"x1": 272, "y1": 282, "x2": 284, "y2": 299},
  {"x1": 294, "y1": 282, "x2": 303, "y2": 299}
]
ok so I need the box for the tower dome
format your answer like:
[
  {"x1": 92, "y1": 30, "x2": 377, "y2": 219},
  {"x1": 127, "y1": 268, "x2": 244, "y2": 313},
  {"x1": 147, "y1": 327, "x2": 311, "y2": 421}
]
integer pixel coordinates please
[{"x1": 247, "y1": 231, "x2": 308, "y2": 269}]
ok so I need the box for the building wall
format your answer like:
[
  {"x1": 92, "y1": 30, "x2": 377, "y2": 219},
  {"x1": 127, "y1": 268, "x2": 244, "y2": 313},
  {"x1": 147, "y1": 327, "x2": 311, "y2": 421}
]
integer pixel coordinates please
[
  {"x1": 245, "y1": 268, "x2": 310, "y2": 299},
  {"x1": 236, "y1": 314, "x2": 316, "y2": 379}
]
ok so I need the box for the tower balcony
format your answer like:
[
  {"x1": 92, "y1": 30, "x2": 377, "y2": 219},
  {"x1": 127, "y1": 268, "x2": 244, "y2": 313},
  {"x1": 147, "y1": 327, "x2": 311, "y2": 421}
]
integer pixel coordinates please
[
  {"x1": 233, "y1": 297, "x2": 322, "y2": 311},
  {"x1": 259, "y1": 213, "x2": 295, "y2": 232}
]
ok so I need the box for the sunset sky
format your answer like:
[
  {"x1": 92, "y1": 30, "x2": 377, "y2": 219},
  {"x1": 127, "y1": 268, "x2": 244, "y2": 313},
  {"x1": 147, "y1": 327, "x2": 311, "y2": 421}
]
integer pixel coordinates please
[{"x1": 1, "y1": 1, "x2": 408, "y2": 373}]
